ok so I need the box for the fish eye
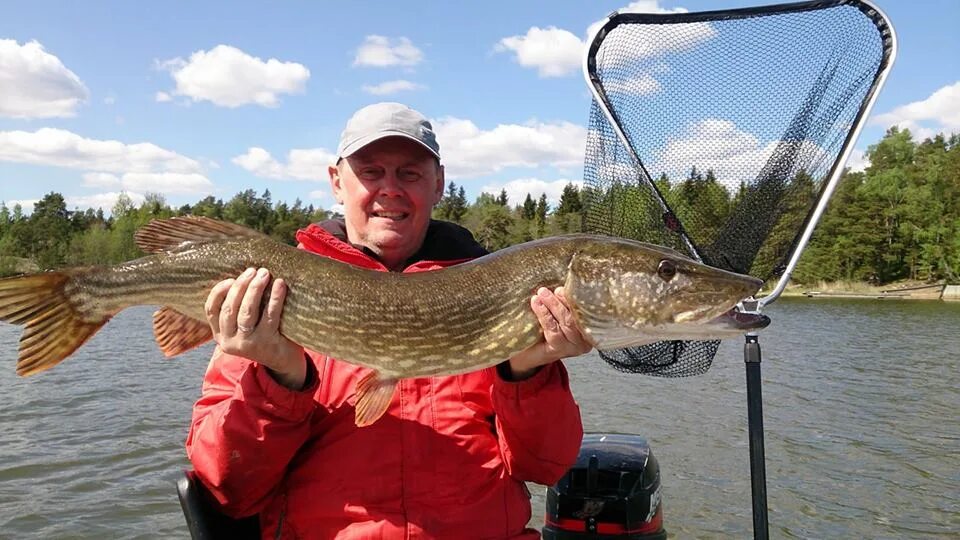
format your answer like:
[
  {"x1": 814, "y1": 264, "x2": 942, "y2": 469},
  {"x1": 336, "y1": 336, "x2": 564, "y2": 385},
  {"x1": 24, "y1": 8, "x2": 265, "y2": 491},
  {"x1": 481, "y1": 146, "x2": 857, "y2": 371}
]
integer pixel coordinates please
[{"x1": 657, "y1": 260, "x2": 677, "y2": 281}]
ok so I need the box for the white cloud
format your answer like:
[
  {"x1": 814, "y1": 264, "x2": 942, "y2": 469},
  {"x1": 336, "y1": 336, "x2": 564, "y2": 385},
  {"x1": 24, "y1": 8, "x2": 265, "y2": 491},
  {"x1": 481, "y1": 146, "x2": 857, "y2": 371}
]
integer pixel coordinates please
[
  {"x1": 158, "y1": 45, "x2": 309, "y2": 108},
  {"x1": 593, "y1": 23, "x2": 714, "y2": 70},
  {"x1": 353, "y1": 36, "x2": 423, "y2": 67},
  {"x1": 361, "y1": 79, "x2": 424, "y2": 95},
  {"x1": 845, "y1": 148, "x2": 869, "y2": 173},
  {"x1": 232, "y1": 147, "x2": 335, "y2": 181},
  {"x1": 155, "y1": 91, "x2": 172, "y2": 103},
  {"x1": 3, "y1": 192, "x2": 154, "y2": 215},
  {"x1": 2, "y1": 199, "x2": 37, "y2": 213},
  {"x1": 495, "y1": 27, "x2": 584, "y2": 78},
  {"x1": 870, "y1": 81, "x2": 960, "y2": 141},
  {"x1": 495, "y1": 3, "x2": 705, "y2": 80},
  {"x1": 309, "y1": 190, "x2": 338, "y2": 212},
  {"x1": 586, "y1": 1, "x2": 691, "y2": 40},
  {"x1": 621, "y1": 0, "x2": 687, "y2": 12},
  {"x1": 0, "y1": 128, "x2": 213, "y2": 201},
  {"x1": 435, "y1": 117, "x2": 587, "y2": 178},
  {"x1": 479, "y1": 178, "x2": 582, "y2": 207},
  {"x1": 81, "y1": 172, "x2": 213, "y2": 194},
  {"x1": 67, "y1": 191, "x2": 146, "y2": 212},
  {"x1": 649, "y1": 118, "x2": 773, "y2": 183},
  {"x1": 0, "y1": 39, "x2": 89, "y2": 118},
  {"x1": 82, "y1": 172, "x2": 122, "y2": 188},
  {"x1": 596, "y1": 161, "x2": 644, "y2": 183},
  {"x1": 602, "y1": 73, "x2": 661, "y2": 96},
  {"x1": 649, "y1": 118, "x2": 829, "y2": 185},
  {"x1": 0, "y1": 128, "x2": 202, "y2": 173}
]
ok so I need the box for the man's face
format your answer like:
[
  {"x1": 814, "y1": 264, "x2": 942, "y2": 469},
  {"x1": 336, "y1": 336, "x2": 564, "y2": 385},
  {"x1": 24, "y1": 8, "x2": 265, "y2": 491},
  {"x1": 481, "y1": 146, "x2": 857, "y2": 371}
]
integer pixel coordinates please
[{"x1": 329, "y1": 136, "x2": 444, "y2": 270}]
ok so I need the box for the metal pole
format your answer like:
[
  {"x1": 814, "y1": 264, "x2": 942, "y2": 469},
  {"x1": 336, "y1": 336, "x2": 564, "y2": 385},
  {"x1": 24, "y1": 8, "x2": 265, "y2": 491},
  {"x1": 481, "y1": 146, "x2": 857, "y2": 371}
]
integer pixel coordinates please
[{"x1": 745, "y1": 334, "x2": 769, "y2": 540}]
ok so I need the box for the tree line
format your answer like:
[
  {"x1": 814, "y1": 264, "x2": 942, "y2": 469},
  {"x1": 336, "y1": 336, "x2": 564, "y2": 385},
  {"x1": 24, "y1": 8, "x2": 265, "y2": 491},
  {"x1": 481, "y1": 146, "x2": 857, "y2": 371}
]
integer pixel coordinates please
[
  {"x1": 0, "y1": 190, "x2": 331, "y2": 275},
  {"x1": 0, "y1": 127, "x2": 957, "y2": 285},
  {"x1": 795, "y1": 129, "x2": 960, "y2": 284}
]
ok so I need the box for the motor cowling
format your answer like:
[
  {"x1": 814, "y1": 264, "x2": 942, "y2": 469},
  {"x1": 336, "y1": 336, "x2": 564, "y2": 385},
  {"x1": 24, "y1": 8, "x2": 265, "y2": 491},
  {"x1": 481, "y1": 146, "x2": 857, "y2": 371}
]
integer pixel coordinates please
[{"x1": 543, "y1": 433, "x2": 666, "y2": 539}]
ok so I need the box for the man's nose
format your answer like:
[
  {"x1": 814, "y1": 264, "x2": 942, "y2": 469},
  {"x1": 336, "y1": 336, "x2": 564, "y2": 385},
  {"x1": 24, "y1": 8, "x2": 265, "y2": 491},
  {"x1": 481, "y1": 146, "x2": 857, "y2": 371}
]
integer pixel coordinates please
[{"x1": 378, "y1": 171, "x2": 404, "y2": 196}]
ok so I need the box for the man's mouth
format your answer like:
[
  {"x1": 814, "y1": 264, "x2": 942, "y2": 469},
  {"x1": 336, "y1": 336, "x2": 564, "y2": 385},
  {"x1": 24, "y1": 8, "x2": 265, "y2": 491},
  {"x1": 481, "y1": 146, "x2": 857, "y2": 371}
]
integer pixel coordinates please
[{"x1": 372, "y1": 211, "x2": 409, "y2": 221}]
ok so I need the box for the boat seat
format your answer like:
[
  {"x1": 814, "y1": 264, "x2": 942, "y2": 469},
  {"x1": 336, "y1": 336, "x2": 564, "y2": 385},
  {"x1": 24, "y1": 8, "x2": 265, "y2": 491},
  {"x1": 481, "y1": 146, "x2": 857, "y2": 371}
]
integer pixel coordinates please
[{"x1": 177, "y1": 470, "x2": 260, "y2": 539}]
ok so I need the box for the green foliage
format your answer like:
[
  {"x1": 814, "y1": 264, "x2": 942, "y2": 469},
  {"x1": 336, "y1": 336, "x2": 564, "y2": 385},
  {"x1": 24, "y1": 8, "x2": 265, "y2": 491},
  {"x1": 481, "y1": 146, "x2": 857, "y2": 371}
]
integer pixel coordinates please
[
  {"x1": 794, "y1": 127, "x2": 960, "y2": 284},
  {"x1": 535, "y1": 194, "x2": 549, "y2": 237},
  {"x1": 433, "y1": 182, "x2": 468, "y2": 223},
  {"x1": 556, "y1": 183, "x2": 583, "y2": 216},
  {"x1": 2, "y1": 128, "x2": 957, "y2": 286},
  {"x1": 520, "y1": 194, "x2": 536, "y2": 221},
  {"x1": 0, "y1": 189, "x2": 328, "y2": 276}
]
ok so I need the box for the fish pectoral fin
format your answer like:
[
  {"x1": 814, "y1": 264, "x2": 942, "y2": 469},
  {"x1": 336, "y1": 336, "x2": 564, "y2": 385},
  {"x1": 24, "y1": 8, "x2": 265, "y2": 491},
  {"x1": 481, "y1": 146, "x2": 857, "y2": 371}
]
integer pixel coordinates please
[
  {"x1": 134, "y1": 216, "x2": 269, "y2": 254},
  {"x1": 354, "y1": 371, "x2": 399, "y2": 427},
  {"x1": 153, "y1": 307, "x2": 213, "y2": 357}
]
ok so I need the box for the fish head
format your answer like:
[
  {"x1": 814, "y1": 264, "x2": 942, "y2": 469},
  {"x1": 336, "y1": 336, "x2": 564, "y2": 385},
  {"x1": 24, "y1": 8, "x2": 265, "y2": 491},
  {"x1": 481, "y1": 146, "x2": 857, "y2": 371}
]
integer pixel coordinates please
[{"x1": 568, "y1": 237, "x2": 769, "y2": 349}]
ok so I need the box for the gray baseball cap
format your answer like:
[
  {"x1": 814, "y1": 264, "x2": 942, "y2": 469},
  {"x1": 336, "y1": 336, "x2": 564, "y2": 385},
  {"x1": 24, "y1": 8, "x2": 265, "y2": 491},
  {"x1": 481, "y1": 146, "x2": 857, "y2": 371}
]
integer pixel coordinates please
[{"x1": 336, "y1": 102, "x2": 440, "y2": 160}]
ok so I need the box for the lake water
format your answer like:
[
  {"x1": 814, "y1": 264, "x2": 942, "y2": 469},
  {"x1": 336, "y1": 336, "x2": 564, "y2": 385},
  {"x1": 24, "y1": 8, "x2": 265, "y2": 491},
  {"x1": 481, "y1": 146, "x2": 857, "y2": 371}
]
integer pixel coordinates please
[{"x1": 0, "y1": 298, "x2": 957, "y2": 538}]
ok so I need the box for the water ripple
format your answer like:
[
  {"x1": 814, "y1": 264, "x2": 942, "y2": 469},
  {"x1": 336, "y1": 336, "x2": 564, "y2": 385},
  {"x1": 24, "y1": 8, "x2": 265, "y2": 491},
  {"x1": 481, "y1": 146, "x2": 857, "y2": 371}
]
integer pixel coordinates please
[{"x1": 0, "y1": 301, "x2": 957, "y2": 538}]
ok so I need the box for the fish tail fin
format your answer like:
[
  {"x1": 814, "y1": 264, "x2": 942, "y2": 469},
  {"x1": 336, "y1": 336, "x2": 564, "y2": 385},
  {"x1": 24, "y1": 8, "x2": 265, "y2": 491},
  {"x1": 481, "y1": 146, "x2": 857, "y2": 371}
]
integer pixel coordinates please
[{"x1": 0, "y1": 272, "x2": 110, "y2": 376}]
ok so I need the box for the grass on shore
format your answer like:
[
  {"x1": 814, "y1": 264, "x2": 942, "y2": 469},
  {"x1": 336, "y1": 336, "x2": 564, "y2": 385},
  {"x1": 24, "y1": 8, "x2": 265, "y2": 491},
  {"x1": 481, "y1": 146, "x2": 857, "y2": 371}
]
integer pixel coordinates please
[{"x1": 0, "y1": 256, "x2": 40, "y2": 277}]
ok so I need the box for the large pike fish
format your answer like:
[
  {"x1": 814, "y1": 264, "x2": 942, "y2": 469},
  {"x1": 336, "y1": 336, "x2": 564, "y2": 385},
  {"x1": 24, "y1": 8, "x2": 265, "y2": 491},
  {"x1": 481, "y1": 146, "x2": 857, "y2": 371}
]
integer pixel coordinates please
[{"x1": 0, "y1": 217, "x2": 768, "y2": 425}]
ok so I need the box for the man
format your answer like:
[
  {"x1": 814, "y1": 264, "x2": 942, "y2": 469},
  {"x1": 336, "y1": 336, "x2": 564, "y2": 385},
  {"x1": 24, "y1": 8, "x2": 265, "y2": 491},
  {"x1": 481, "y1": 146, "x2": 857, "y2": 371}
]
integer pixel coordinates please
[{"x1": 187, "y1": 102, "x2": 589, "y2": 539}]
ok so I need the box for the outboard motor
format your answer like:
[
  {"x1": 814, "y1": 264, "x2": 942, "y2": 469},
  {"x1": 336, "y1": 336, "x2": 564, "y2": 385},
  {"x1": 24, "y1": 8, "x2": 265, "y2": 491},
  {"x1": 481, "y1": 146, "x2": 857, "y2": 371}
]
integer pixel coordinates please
[{"x1": 543, "y1": 433, "x2": 666, "y2": 539}]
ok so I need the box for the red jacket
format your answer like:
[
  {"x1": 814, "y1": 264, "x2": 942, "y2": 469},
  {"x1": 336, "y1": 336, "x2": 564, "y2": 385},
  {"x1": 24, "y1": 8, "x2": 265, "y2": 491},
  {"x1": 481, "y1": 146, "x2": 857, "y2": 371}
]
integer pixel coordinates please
[{"x1": 186, "y1": 221, "x2": 584, "y2": 539}]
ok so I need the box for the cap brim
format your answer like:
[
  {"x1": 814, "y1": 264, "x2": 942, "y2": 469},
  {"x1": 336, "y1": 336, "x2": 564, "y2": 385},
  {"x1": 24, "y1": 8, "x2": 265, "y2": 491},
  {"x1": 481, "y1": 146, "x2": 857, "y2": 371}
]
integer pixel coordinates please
[{"x1": 338, "y1": 131, "x2": 440, "y2": 160}]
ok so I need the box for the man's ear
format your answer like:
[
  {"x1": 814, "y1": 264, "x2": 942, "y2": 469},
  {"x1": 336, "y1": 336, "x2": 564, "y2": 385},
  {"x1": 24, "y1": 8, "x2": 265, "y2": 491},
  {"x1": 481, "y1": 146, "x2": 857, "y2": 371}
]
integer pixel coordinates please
[
  {"x1": 329, "y1": 164, "x2": 343, "y2": 203},
  {"x1": 434, "y1": 164, "x2": 445, "y2": 205}
]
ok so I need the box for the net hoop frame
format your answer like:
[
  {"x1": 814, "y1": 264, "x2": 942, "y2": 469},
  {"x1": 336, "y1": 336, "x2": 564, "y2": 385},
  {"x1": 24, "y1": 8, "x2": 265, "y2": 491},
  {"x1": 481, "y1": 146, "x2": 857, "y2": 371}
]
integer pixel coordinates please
[{"x1": 581, "y1": 0, "x2": 898, "y2": 310}]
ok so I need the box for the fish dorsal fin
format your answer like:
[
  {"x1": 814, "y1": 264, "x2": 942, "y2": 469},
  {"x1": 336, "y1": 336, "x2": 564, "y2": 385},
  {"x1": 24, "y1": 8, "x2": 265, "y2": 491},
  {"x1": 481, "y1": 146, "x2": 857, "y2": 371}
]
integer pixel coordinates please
[
  {"x1": 134, "y1": 216, "x2": 268, "y2": 254},
  {"x1": 153, "y1": 307, "x2": 213, "y2": 357}
]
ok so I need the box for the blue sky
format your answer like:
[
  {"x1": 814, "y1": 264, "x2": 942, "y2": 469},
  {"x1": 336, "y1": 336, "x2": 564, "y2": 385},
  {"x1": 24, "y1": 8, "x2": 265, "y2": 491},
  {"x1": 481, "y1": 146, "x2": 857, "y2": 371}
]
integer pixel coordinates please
[{"x1": 0, "y1": 0, "x2": 957, "y2": 215}]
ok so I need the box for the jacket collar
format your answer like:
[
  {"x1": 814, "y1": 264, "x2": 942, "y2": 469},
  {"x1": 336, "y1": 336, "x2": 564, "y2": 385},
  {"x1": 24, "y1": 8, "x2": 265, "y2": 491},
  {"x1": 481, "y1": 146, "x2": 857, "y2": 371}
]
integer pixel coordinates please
[{"x1": 295, "y1": 218, "x2": 488, "y2": 271}]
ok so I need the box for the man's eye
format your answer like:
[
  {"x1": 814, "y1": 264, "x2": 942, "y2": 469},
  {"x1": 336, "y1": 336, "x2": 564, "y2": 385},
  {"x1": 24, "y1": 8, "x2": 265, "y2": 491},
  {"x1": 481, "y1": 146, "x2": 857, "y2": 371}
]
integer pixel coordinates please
[{"x1": 399, "y1": 170, "x2": 422, "y2": 181}]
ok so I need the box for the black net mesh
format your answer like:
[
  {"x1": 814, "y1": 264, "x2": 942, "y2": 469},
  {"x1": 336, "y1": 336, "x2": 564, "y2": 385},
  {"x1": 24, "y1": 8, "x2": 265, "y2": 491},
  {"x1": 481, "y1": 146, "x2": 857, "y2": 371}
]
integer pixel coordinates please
[{"x1": 582, "y1": 1, "x2": 893, "y2": 376}]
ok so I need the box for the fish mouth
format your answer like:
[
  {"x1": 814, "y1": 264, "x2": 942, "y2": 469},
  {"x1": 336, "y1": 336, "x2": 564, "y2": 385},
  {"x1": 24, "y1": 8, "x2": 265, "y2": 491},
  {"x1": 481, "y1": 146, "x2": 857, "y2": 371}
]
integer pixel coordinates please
[{"x1": 708, "y1": 309, "x2": 771, "y2": 331}]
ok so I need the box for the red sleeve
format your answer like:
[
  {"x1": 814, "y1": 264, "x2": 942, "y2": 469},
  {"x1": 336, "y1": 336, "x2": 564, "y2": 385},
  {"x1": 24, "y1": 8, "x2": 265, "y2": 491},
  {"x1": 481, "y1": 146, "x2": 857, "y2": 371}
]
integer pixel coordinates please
[
  {"x1": 185, "y1": 347, "x2": 321, "y2": 517},
  {"x1": 491, "y1": 361, "x2": 583, "y2": 485}
]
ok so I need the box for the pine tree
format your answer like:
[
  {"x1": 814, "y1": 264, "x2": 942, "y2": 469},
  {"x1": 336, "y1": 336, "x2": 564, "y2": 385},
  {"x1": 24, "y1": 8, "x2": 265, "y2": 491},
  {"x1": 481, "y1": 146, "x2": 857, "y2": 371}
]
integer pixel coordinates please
[
  {"x1": 452, "y1": 186, "x2": 468, "y2": 223},
  {"x1": 521, "y1": 193, "x2": 536, "y2": 220},
  {"x1": 535, "y1": 194, "x2": 548, "y2": 237},
  {"x1": 555, "y1": 183, "x2": 582, "y2": 215}
]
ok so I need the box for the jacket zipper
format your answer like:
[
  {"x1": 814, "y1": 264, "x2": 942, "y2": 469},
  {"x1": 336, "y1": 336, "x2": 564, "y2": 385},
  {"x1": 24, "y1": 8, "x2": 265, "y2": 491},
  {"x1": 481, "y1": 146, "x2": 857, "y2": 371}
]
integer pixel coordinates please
[{"x1": 274, "y1": 491, "x2": 288, "y2": 540}]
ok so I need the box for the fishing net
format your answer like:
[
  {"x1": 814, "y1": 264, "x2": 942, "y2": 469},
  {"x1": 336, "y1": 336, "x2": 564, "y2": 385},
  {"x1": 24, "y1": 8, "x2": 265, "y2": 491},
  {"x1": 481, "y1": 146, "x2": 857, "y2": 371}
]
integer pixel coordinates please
[{"x1": 582, "y1": 1, "x2": 894, "y2": 376}]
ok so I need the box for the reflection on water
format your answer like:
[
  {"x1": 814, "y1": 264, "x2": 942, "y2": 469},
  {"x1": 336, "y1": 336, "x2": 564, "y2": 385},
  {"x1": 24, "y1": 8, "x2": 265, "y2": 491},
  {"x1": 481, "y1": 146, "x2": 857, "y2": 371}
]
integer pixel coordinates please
[{"x1": 0, "y1": 300, "x2": 958, "y2": 538}]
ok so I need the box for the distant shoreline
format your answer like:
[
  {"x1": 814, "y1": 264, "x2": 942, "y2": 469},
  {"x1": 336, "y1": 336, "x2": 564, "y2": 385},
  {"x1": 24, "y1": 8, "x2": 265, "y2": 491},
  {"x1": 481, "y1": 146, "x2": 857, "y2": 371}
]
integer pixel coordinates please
[{"x1": 770, "y1": 280, "x2": 959, "y2": 301}]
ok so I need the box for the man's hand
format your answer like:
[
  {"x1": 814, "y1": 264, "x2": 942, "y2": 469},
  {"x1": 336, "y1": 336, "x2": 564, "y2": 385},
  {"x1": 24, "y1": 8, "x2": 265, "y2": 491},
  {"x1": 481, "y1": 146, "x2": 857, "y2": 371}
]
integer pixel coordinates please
[
  {"x1": 508, "y1": 286, "x2": 593, "y2": 380},
  {"x1": 205, "y1": 267, "x2": 306, "y2": 390}
]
